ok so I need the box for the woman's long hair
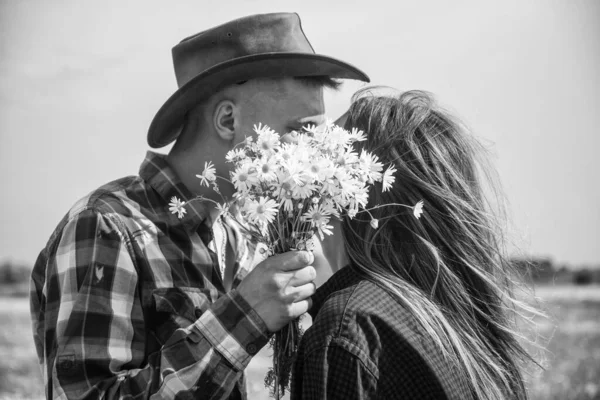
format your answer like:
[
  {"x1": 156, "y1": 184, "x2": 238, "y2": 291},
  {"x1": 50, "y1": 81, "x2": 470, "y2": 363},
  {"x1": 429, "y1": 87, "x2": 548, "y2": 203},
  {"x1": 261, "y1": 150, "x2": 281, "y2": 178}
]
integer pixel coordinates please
[{"x1": 343, "y1": 89, "x2": 539, "y2": 400}]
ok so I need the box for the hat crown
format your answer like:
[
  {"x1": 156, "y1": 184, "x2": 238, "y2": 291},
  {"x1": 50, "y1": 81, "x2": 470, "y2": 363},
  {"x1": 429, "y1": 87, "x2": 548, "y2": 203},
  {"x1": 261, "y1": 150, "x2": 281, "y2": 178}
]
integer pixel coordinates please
[
  {"x1": 172, "y1": 13, "x2": 314, "y2": 87},
  {"x1": 148, "y1": 12, "x2": 369, "y2": 149}
]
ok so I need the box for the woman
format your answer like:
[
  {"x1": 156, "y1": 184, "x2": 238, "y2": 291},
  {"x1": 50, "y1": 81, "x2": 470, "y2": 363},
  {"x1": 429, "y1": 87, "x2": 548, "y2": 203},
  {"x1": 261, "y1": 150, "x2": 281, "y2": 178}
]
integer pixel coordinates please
[{"x1": 291, "y1": 90, "x2": 538, "y2": 399}]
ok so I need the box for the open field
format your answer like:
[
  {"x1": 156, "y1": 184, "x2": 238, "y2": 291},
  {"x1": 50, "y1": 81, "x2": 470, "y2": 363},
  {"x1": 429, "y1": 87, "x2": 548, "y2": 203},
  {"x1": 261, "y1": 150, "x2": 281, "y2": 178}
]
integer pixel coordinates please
[{"x1": 1, "y1": 284, "x2": 599, "y2": 400}]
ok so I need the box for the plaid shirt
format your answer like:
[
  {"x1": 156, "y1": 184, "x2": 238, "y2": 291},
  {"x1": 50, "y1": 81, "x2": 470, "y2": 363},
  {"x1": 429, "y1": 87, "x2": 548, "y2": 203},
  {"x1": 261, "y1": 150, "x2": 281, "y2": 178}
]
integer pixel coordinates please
[
  {"x1": 30, "y1": 151, "x2": 271, "y2": 400},
  {"x1": 291, "y1": 265, "x2": 475, "y2": 400}
]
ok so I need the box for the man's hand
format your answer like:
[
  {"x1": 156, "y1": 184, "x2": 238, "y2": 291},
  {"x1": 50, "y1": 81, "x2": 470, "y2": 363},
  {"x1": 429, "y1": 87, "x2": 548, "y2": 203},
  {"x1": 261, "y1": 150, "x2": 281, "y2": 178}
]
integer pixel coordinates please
[{"x1": 237, "y1": 251, "x2": 316, "y2": 332}]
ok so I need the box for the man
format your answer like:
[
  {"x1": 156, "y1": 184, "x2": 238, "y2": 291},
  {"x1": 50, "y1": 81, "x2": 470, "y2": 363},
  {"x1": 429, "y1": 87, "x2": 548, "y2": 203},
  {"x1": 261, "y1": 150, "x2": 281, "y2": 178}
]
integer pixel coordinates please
[{"x1": 30, "y1": 12, "x2": 369, "y2": 400}]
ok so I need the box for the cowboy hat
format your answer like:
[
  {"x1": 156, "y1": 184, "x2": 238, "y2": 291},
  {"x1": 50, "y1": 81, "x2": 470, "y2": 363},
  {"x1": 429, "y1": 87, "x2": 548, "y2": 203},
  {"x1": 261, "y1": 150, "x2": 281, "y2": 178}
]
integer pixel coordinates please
[{"x1": 147, "y1": 12, "x2": 370, "y2": 148}]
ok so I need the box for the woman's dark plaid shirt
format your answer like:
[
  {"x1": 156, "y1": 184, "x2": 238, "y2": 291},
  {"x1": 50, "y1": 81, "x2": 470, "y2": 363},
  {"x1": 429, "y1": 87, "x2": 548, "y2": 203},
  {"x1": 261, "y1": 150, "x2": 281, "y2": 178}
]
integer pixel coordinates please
[
  {"x1": 291, "y1": 266, "x2": 475, "y2": 400},
  {"x1": 30, "y1": 151, "x2": 270, "y2": 400}
]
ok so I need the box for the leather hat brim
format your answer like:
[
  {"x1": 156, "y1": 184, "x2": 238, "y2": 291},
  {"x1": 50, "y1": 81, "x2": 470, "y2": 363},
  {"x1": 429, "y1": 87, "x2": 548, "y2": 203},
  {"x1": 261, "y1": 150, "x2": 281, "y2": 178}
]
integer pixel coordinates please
[{"x1": 147, "y1": 52, "x2": 370, "y2": 148}]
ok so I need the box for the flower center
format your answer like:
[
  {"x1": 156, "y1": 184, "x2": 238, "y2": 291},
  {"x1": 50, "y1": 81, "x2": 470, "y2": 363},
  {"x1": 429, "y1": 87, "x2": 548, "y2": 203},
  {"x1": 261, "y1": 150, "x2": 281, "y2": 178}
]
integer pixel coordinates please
[
  {"x1": 310, "y1": 165, "x2": 320, "y2": 174},
  {"x1": 262, "y1": 164, "x2": 270, "y2": 174},
  {"x1": 262, "y1": 142, "x2": 271, "y2": 150},
  {"x1": 282, "y1": 181, "x2": 292, "y2": 191},
  {"x1": 256, "y1": 205, "x2": 265, "y2": 214},
  {"x1": 238, "y1": 173, "x2": 248, "y2": 182}
]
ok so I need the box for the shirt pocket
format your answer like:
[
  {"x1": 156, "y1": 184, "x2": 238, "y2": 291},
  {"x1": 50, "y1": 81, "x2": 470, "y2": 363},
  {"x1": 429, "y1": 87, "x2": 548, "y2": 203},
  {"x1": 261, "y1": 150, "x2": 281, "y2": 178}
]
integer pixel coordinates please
[{"x1": 151, "y1": 287, "x2": 214, "y2": 345}]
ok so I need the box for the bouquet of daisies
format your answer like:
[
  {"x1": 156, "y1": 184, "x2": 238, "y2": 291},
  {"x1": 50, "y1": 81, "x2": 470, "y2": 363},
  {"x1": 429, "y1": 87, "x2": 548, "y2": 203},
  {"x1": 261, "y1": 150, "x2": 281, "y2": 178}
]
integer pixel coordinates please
[{"x1": 170, "y1": 121, "x2": 423, "y2": 398}]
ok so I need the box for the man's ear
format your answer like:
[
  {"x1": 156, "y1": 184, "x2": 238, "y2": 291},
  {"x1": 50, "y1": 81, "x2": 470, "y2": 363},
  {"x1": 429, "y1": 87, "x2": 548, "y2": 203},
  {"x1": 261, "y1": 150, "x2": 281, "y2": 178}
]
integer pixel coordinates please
[{"x1": 213, "y1": 100, "x2": 237, "y2": 141}]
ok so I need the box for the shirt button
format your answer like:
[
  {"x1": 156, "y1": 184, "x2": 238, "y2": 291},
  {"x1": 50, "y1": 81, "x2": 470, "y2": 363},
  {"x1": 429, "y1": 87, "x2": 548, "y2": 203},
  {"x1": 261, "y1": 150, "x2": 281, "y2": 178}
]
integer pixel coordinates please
[{"x1": 246, "y1": 343, "x2": 258, "y2": 355}]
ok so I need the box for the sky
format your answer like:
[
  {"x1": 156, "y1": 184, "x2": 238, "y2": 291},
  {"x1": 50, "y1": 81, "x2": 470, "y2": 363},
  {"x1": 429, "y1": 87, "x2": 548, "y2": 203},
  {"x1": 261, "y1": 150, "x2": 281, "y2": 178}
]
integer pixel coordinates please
[{"x1": 1, "y1": 0, "x2": 599, "y2": 267}]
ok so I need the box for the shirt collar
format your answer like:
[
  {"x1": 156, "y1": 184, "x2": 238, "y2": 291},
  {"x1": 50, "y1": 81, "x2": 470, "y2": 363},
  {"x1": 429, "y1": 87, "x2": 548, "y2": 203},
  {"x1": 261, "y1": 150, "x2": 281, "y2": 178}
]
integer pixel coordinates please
[
  {"x1": 309, "y1": 264, "x2": 363, "y2": 320},
  {"x1": 139, "y1": 151, "x2": 209, "y2": 232}
]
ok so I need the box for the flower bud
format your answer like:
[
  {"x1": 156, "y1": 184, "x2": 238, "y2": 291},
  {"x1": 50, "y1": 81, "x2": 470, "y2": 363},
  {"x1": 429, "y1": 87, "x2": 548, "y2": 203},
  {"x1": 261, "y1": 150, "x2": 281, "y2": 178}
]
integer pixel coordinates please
[{"x1": 370, "y1": 219, "x2": 379, "y2": 229}]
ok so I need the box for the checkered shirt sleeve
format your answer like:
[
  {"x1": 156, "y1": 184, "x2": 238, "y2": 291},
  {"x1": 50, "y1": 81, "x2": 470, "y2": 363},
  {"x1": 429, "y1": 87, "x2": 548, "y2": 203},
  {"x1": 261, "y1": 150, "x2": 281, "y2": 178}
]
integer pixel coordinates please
[{"x1": 30, "y1": 208, "x2": 269, "y2": 400}]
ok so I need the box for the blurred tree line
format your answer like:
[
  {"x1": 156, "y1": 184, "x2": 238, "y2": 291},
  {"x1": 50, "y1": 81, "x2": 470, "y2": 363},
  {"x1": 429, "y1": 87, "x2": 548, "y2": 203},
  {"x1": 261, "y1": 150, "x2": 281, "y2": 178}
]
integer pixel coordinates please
[
  {"x1": 0, "y1": 260, "x2": 31, "y2": 284},
  {"x1": 0, "y1": 260, "x2": 32, "y2": 297},
  {"x1": 1, "y1": 257, "x2": 599, "y2": 293},
  {"x1": 511, "y1": 257, "x2": 600, "y2": 285}
]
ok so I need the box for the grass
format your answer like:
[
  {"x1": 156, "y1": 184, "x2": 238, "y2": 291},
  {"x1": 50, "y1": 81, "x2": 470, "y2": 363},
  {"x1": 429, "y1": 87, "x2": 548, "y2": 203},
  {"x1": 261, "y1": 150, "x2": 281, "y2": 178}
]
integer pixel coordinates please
[
  {"x1": 523, "y1": 285, "x2": 600, "y2": 400},
  {"x1": 0, "y1": 296, "x2": 44, "y2": 400},
  {"x1": 1, "y1": 285, "x2": 598, "y2": 400}
]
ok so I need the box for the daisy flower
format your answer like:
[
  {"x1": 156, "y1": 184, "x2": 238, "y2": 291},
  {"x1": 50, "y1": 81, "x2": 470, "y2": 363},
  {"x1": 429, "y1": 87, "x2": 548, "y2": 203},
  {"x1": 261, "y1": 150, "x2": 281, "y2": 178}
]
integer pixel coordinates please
[
  {"x1": 413, "y1": 200, "x2": 425, "y2": 219},
  {"x1": 168, "y1": 196, "x2": 186, "y2": 219},
  {"x1": 226, "y1": 148, "x2": 246, "y2": 163},
  {"x1": 282, "y1": 159, "x2": 307, "y2": 186},
  {"x1": 359, "y1": 150, "x2": 384, "y2": 183},
  {"x1": 196, "y1": 161, "x2": 217, "y2": 187},
  {"x1": 308, "y1": 124, "x2": 328, "y2": 143},
  {"x1": 302, "y1": 203, "x2": 332, "y2": 222},
  {"x1": 320, "y1": 174, "x2": 340, "y2": 198},
  {"x1": 334, "y1": 147, "x2": 359, "y2": 168},
  {"x1": 348, "y1": 127, "x2": 367, "y2": 143},
  {"x1": 292, "y1": 180, "x2": 316, "y2": 199},
  {"x1": 301, "y1": 123, "x2": 321, "y2": 136},
  {"x1": 215, "y1": 202, "x2": 229, "y2": 216},
  {"x1": 273, "y1": 170, "x2": 297, "y2": 198},
  {"x1": 256, "y1": 127, "x2": 280, "y2": 153},
  {"x1": 256, "y1": 157, "x2": 278, "y2": 182},
  {"x1": 382, "y1": 165, "x2": 397, "y2": 192},
  {"x1": 321, "y1": 197, "x2": 341, "y2": 219},
  {"x1": 253, "y1": 122, "x2": 272, "y2": 135},
  {"x1": 302, "y1": 203, "x2": 335, "y2": 240},
  {"x1": 280, "y1": 189, "x2": 295, "y2": 213},
  {"x1": 347, "y1": 208, "x2": 358, "y2": 219},
  {"x1": 304, "y1": 157, "x2": 334, "y2": 183},
  {"x1": 231, "y1": 163, "x2": 258, "y2": 192},
  {"x1": 355, "y1": 186, "x2": 370, "y2": 207},
  {"x1": 246, "y1": 197, "x2": 279, "y2": 225},
  {"x1": 335, "y1": 169, "x2": 361, "y2": 204},
  {"x1": 324, "y1": 125, "x2": 350, "y2": 151},
  {"x1": 315, "y1": 222, "x2": 334, "y2": 240},
  {"x1": 277, "y1": 143, "x2": 297, "y2": 163}
]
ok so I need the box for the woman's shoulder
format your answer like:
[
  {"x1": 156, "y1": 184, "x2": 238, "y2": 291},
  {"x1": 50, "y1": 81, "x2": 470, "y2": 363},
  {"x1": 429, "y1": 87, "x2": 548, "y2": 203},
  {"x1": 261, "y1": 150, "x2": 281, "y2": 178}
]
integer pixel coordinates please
[
  {"x1": 325, "y1": 278, "x2": 424, "y2": 346},
  {"x1": 305, "y1": 277, "x2": 473, "y2": 399},
  {"x1": 305, "y1": 277, "x2": 419, "y2": 359}
]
